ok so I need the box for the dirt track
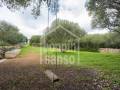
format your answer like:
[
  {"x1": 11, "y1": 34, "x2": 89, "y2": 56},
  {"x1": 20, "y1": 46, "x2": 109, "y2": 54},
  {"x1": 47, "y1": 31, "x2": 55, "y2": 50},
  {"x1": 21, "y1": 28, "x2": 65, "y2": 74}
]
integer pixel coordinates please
[{"x1": 0, "y1": 53, "x2": 118, "y2": 90}]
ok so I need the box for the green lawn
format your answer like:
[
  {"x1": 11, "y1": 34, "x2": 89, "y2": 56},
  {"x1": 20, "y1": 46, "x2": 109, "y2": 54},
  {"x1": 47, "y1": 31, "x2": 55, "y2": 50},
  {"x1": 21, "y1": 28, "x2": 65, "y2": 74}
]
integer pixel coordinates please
[
  {"x1": 20, "y1": 46, "x2": 120, "y2": 84},
  {"x1": 20, "y1": 46, "x2": 41, "y2": 56}
]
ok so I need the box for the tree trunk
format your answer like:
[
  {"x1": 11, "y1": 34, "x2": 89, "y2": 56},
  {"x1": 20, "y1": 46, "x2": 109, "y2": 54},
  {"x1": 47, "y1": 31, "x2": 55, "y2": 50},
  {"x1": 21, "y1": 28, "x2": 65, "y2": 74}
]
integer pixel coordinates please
[{"x1": 60, "y1": 44, "x2": 66, "y2": 53}]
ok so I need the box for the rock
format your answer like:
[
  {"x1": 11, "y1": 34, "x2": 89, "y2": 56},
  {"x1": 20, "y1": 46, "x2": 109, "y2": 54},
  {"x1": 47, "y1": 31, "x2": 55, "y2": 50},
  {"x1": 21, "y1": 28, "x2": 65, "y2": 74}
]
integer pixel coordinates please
[
  {"x1": 44, "y1": 70, "x2": 59, "y2": 83},
  {"x1": 5, "y1": 49, "x2": 21, "y2": 59},
  {"x1": 0, "y1": 59, "x2": 7, "y2": 63}
]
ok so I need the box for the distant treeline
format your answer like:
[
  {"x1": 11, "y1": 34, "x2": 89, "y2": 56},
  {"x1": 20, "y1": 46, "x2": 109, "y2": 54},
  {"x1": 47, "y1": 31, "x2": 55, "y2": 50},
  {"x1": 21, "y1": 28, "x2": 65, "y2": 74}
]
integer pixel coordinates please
[
  {"x1": 30, "y1": 19, "x2": 120, "y2": 52},
  {"x1": 79, "y1": 33, "x2": 120, "y2": 51},
  {"x1": 30, "y1": 35, "x2": 41, "y2": 47}
]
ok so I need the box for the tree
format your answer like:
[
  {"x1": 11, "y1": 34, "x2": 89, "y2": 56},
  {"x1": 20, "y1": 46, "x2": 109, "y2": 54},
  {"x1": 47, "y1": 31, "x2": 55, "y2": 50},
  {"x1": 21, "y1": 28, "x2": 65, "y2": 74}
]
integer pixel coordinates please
[
  {"x1": 0, "y1": 21, "x2": 27, "y2": 58},
  {"x1": 30, "y1": 35, "x2": 41, "y2": 46},
  {"x1": 45, "y1": 19, "x2": 86, "y2": 43},
  {"x1": 80, "y1": 32, "x2": 120, "y2": 52},
  {"x1": 107, "y1": 32, "x2": 120, "y2": 48},
  {"x1": 0, "y1": 21, "x2": 27, "y2": 45},
  {"x1": 86, "y1": 0, "x2": 120, "y2": 33},
  {"x1": 0, "y1": 0, "x2": 59, "y2": 18},
  {"x1": 44, "y1": 19, "x2": 86, "y2": 52}
]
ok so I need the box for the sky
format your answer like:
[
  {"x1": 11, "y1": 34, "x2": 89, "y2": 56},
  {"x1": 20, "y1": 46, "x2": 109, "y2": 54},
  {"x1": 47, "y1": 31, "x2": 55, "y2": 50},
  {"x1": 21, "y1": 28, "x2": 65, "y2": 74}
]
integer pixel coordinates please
[{"x1": 0, "y1": 0, "x2": 108, "y2": 38}]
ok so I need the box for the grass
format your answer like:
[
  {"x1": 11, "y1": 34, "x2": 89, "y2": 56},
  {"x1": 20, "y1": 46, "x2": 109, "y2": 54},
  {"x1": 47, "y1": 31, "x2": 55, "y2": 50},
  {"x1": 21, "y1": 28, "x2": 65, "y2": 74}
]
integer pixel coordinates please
[
  {"x1": 20, "y1": 46, "x2": 41, "y2": 56},
  {"x1": 20, "y1": 46, "x2": 120, "y2": 84}
]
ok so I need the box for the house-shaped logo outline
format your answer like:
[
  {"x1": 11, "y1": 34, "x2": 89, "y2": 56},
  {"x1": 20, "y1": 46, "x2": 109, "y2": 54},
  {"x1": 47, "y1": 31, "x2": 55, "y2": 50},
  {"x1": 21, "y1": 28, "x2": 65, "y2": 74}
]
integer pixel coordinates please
[{"x1": 44, "y1": 24, "x2": 80, "y2": 40}]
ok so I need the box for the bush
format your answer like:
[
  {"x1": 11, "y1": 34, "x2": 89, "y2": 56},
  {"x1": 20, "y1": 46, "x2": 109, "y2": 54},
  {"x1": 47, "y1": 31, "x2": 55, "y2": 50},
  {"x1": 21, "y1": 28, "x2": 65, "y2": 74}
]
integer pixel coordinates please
[
  {"x1": 30, "y1": 35, "x2": 41, "y2": 46},
  {"x1": 30, "y1": 43, "x2": 41, "y2": 47},
  {"x1": 79, "y1": 32, "x2": 120, "y2": 52},
  {"x1": 0, "y1": 40, "x2": 10, "y2": 46}
]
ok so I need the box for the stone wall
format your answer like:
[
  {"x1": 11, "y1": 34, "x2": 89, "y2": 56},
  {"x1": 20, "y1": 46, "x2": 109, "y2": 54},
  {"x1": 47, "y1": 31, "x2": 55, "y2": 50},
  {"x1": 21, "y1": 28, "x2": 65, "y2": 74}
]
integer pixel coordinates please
[
  {"x1": 5, "y1": 49, "x2": 21, "y2": 59},
  {"x1": 99, "y1": 48, "x2": 120, "y2": 53},
  {"x1": 0, "y1": 46, "x2": 20, "y2": 59}
]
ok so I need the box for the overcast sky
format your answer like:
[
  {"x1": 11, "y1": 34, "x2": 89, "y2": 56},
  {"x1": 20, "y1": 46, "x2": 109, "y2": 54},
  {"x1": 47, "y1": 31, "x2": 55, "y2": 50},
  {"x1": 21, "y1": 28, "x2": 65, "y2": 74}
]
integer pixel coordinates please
[{"x1": 0, "y1": 0, "x2": 108, "y2": 38}]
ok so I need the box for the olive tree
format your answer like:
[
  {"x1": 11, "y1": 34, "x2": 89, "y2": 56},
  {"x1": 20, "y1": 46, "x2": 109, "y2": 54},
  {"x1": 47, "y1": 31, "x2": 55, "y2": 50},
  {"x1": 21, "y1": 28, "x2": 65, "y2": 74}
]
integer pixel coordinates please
[
  {"x1": 30, "y1": 35, "x2": 41, "y2": 46},
  {"x1": 0, "y1": 21, "x2": 27, "y2": 45},
  {"x1": 86, "y1": 0, "x2": 120, "y2": 33},
  {"x1": 44, "y1": 19, "x2": 86, "y2": 52}
]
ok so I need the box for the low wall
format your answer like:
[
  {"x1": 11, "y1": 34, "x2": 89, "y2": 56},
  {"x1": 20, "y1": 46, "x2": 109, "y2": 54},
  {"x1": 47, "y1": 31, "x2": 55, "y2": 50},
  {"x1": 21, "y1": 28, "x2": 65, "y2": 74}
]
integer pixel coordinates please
[
  {"x1": 5, "y1": 49, "x2": 21, "y2": 59},
  {"x1": 99, "y1": 48, "x2": 120, "y2": 53},
  {"x1": 0, "y1": 46, "x2": 15, "y2": 59}
]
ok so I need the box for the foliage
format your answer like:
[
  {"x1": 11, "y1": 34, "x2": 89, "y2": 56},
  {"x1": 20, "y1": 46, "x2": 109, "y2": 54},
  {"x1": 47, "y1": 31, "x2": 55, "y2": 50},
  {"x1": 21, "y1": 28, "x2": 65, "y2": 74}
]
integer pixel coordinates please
[
  {"x1": 20, "y1": 45, "x2": 41, "y2": 56},
  {"x1": 30, "y1": 35, "x2": 41, "y2": 46},
  {"x1": 0, "y1": 40, "x2": 10, "y2": 46},
  {"x1": 0, "y1": 0, "x2": 59, "y2": 18},
  {"x1": 0, "y1": 21, "x2": 27, "y2": 45},
  {"x1": 86, "y1": 0, "x2": 120, "y2": 33},
  {"x1": 20, "y1": 46, "x2": 120, "y2": 84},
  {"x1": 45, "y1": 19, "x2": 86, "y2": 44},
  {"x1": 80, "y1": 34, "x2": 106, "y2": 51},
  {"x1": 43, "y1": 19, "x2": 86, "y2": 52},
  {"x1": 80, "y1": 32, "x2": 120, "y2": 51}
]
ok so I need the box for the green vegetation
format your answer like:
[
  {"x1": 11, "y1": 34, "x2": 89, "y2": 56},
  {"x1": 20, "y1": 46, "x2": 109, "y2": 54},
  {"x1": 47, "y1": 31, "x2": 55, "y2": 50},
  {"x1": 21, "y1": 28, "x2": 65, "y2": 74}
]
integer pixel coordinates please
[
  {"x1": 0, "y1": 21, "x2": 27, "y2": 58},
  {"x1": 0, "y1": 21, "x2": 27, "y2": 45},
  {"x1": 44, "y1": 19, "x2": 86, "y2": 44},
  {"x1": 30, "y1": 35, "x2": 41, "y2": 46},
  {"x1": 56, "y1": 52, "x2": 120, "y2": 84},
  {"x1": 30, "y1": 19, "x2": 120, "y2": 53},
  {"x1": 30, "y1": 30, "x2": 120, "y2": 53},
  {"x1": 86, "y1": 0, "x2": 120, "y2": 33},
  {"x1": 1, "y1": 0, "x2": 120, "y2": 33},
  {"x1": 0, "y1": 0, "x2": 120, "y2": 86},
  {"x1": 80, "y1": 32, "x2": 120, "y2": 51},
  {"x1": 0, "y1": 0, "x2": 59, "y2": 18},
  {"x1": 20, "y1": 46, "x2": 40, "y2": 56},
  {"x1": 20, "y1": 46, "x2": 120, "y2": 84}
]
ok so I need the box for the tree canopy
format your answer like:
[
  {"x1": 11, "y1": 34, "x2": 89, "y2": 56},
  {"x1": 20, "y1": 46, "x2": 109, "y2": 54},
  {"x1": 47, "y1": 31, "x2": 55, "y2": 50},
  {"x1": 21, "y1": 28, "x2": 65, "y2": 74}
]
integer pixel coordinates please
[
  {"x1": 44, "y1": 19, "x2": 86, "y2": 44},
  {"x1": 0, "y1": 0, "x2": 59, "y2": 18},
  {"x1": 0, "y1": 21, "x2": 27, "y2": 45},
  {"x1": 30, "y1": 35, "x2": 41, "y2": 46},
  {"x1": 80, "y1": 32, "x2": 120, "y2": 51},
  {"x1": 86, "y1": 0, "x2": 120, "y2": 33}
]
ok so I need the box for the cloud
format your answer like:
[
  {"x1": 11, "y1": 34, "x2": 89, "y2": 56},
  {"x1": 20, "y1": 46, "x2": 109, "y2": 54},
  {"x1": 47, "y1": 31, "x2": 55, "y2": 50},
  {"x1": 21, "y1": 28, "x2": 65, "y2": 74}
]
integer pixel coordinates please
[
  {"x1": 0, "y1": 5, "x2": 48, "y2": 38},
  {"x1": 58, "y1": 0, "x2": 108, "y2": 34},
  {"x1": 0, "y1": 0, "x2": 108, "y2": 38}
]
